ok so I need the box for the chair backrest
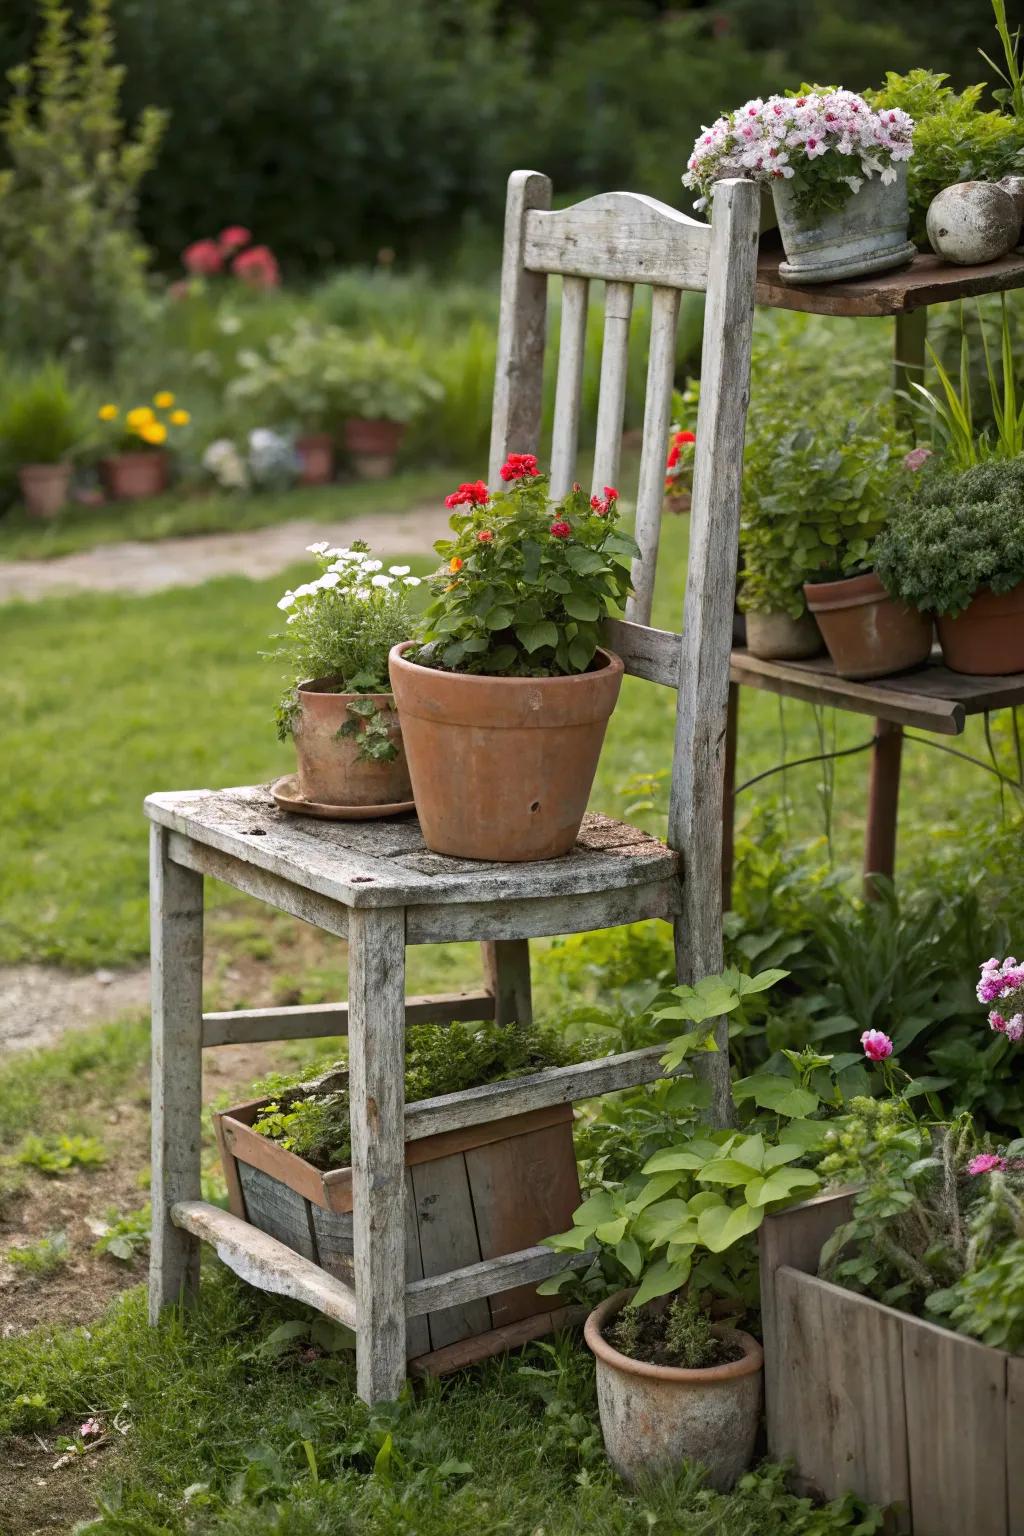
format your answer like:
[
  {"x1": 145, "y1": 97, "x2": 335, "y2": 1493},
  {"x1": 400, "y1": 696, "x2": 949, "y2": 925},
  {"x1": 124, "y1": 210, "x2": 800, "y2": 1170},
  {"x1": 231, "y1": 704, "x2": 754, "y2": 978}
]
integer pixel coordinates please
[{"x1": 487, "y1": 170, "x2": 759, "y2": 1057}]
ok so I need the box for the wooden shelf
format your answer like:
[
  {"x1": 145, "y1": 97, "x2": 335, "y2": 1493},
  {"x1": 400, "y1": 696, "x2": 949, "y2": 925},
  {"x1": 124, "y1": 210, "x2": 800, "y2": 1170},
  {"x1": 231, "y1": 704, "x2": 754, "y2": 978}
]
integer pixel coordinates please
[
  {"x1": 755, "y1": 246, "x2": 1024, "y2": 318},
  {"x1": 730, "y1": 648, "x2": 1024, "y2": 735}
]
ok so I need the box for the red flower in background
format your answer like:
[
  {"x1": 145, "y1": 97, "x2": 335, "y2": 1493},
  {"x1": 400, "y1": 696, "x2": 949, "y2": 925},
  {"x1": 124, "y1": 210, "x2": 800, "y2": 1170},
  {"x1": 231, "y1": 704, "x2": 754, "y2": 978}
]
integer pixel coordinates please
[
  {"x1": 219, "y1": 225, "x2": 252, "y2": 251},
  {"x1": 590, "y1": 486, "x2": 617, "y2": 516},
  {"x1": 549, "y1": 519, "x2": 572, "y2": 539},
  {"x1": 499, "y1": 452, "x2": 539, "y2": 482},
  {"x1": 182, "y1": 238, "x2": 223, "y2": 276},
  {"x1": 445, "y1": 479, "x2": 490, "y2": 510},
  {"x1": 233, "y1": 245, "x2": 280, "y2": 289}
]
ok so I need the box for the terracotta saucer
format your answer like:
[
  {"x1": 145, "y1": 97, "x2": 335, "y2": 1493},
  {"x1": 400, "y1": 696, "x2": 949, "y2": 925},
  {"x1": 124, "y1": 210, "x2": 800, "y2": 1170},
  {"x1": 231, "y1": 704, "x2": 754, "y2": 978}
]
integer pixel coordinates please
[{"x1": 271, "y1": 774, "x2": 415, "y2": 821}]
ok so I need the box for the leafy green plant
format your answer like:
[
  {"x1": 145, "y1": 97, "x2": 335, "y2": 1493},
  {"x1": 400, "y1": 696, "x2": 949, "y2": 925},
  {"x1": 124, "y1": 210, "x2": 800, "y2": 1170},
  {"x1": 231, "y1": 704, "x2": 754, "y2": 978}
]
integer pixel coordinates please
[
  {"x1": 908, "y1": 299, "x2": 1024, "y2": 467},
  {"x1": 874, "y1": 456, "x2": 1024, "y2": 616},
  {"x1": 337, "y1": 334, "x2": 442, "y2": 425},
  {"x1": 608, "y1": 1294, "x2": 734, "y2": 1368},
  {"x1": 929, "y1": 1235, "x2": 1024, "y2": 1352},
  {"x1": 7, "y1": 1230, "x2": 69, "y2": 1275},
  {"x1": 92, "y1": 1204, "x2": 151, "y2": 1262},
  {"x1": 984, "y1": 0, "x2": 1024, "y2": 120},
  {"x1": 412, "y1": 457, "x2": 638, "y2": 677},
  {"x1": 16, "y1": 1133, "x2": 108, "y2": 1175},
  {"x1": 0, "y1": 361, "x2": 87, "y2": 465}
]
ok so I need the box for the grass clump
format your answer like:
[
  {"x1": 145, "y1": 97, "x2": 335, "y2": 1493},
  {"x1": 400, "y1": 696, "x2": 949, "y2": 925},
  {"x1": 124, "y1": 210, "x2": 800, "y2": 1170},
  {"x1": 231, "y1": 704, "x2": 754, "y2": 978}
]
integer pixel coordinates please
[
  {"x1": 15, "y1": 1133, "x2": 108, "y2": 1175},
  {"x1": 7, "y1": 1231, "x2": 69, "y2": 1277}
]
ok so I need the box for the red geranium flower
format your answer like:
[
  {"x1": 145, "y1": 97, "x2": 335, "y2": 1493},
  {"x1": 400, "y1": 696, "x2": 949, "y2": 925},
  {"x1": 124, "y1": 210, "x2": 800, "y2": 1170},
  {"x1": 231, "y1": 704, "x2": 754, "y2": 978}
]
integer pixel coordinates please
[
  {"x1": 445, "y1": 480, "x2": 490, "y2": 510},
  {"x1": 232, "y1": 245, "x2": 280, "y2": 289},
  {"x1": 499, "y1": 452, "x2": 540, "y2": 482},
  {"x1": 219, "y1": 225, "x2": 252, "y2": 251},
  {"x1": 677, "y1": 430, "x2": 696, "y2": 444},
  {"x1": 477, "y1": 528, "x2": 494, "y2": 542},
  {"x1": 549, "y1": 520, "x2": 572, "y2": 539},
  {"x1": 182, "y1": 238, "x2": 223, "y2": 276}
]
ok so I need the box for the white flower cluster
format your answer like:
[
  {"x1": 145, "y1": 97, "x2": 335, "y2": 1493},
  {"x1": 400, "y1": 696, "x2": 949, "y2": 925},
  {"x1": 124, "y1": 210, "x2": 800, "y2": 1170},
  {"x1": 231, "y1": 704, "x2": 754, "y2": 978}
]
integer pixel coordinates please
[
  {"x1": 682, "y1": 90, "x2": 914, "y2": 211},
  {"x1": 276, "y1": 543, "x2": 421, "y2": 619}
]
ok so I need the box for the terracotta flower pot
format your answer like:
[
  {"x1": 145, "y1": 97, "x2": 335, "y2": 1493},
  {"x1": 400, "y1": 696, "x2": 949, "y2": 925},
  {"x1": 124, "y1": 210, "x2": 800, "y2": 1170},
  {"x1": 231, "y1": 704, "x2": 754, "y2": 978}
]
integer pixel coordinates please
[
  {"x1": 803, "y1": 570, "x2": 933, "y2": 680},
  {"x1": 18, "y1": 462, "x2": 72, "y2": 520},
  {"x1": 295, "y1": 432, "x2": 335, "y2": 486},
  {"x1": 294, "y1": 679, "x2": 412, "y2": 808},
  {"x1": 388, "y1": 643, "x2": 623, "y2": 861},
  {"x1": 99, "y1": 450, "x2": 169, "y2": 502},
  {"x1": 343, "y1": 418, "x2": 405, "y2": 480},
  {"x1": 745, "y1": 608, "x2": 824, "y2": 661},
  {"x1": 936, "y1": 584, "x2": 1024, "y2": 676},
  {"x1": 584, "y1": 1290, "x2": 763, "y2": 1493}
]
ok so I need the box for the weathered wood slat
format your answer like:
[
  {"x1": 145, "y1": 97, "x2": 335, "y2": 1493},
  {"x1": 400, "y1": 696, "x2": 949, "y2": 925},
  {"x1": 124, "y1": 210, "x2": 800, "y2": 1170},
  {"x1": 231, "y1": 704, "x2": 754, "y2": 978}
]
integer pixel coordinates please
[
  {"x1": 411, "y1": 1153, "x2": 492, "y2": 1349},
  {"x1": 202, "y1": 989, "x2": 497, "y2": 1047},
  {"x1": 903, "y1": 1311, "x2": 1008, "y2": 1536},
  {"x1": 1006, "y1": 1355, "x2": 1024, "y2": 1534},
  {"x1": 602, "y1": 617, "x2": 681, "y2": 687},
  {"x1": 729, "y1": 650, "x2": 969, "y2": 736},
  {"x1": 625, "y1": 284, "x2": 681, "y2": 625},
  {"x1": 773, "y1": 1268, "x2": 910, "y2": 1525},
  {"x1": 405, "y1": 1243, "x2": 589, "y2": 1319},
  {"x1": 489, "y1": 170, "x2": 551, "y2": 485},
  {"x1": 668, "y1": 177, "x2": 760, "y2": 1127},
  {"x1": 149, "y1": 824, "x2": 204, "y2": 1320},
  {"x1": 524, "y1": 192, "x2": 711, "y2": 289},
  {"x1": 481, "y1": 940, "x2": 532, "y2": 1027},
  {"x1": 409, "y1": 1304, "x2": 590, "y2": 1378},
  {"x1": 548, "y1": 275, "x2": 589, "y2": 498},
  {"x1": 406, "y1": 875, "x2": 680, "y2": 945},
  {"x1": 170, "y1": 1199, "x2": 358, "y2": 1328},
  {"x1": 166, "y1": 828, "x2": 351, "y2": 935},
  {"x1": 237, "y1": 1163, "x2": 318, "y2": 1260},
  {"x1": 756, "y1": 244, "x2": 1024, "y2": 318},
  {"x1": 591, "y1": 281, "x2": 634, "y2": 496}
]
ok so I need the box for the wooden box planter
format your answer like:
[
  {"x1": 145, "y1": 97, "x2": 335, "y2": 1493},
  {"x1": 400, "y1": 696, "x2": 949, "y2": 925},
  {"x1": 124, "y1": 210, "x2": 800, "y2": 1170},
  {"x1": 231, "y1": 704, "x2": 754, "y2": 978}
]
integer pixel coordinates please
[
  {"x1": 215, "y1": 1073, "x2": 582, "y2": 1364},
  {"x1": 760, "y1": 1190, "x2": 1024, "y2": 1536}
]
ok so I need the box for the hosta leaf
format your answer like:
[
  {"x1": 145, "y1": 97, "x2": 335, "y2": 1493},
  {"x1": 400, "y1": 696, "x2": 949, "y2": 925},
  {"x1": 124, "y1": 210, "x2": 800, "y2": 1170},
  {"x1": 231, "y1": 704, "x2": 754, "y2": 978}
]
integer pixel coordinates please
[
  {"x1": 744, "y1": 1167, "x2": 819, "y2": 1207},
  {"x1": 733, "y1": 1073, "x2": 818, "y2": 1118},
  {"x1": 571, "y1": 1190, "x2": 617, "y2": 1230},
  {"x1": 616, "y1": 1235, "x2": 643, "y2": 1279},
  {"x1": 595, "y1": 1217, "x2": 628, "y2": 1244},
  {"x1": 632, "y1": 1256, "x2": 690, "y2": 1308},
  {"x1": 631, "y1": 1198, "x2": 691, "y2": 1246},
  {"x1": 698, "y1": 1157, "x2": 761, "y2": 1187},
  {"x1": 628, "y1": 1172, "x2": 680, "y2": 1211},
  {"x1": 696, "y1": 1201, "x2": 765, "y2": 1253},
  {"x1": 642, "y1": 1146, "x2": 705, "y2": 1174},
  {"x1": 762, "y1": 1141, "x2": 806, "y2": 1170}
]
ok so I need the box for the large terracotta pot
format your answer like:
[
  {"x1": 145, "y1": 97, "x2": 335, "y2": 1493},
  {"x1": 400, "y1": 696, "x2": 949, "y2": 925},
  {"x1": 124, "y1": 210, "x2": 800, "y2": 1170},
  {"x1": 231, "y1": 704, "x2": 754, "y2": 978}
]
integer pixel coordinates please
[
  {"x1": 936, "y1": 584, "x2": 1024, "y2": 676},
  {"x1": 388, "y1": 643, "x2": 623, "y2": 861},
  {"x1": 295, "y1": 432, "x2": 335, "y2": 486},
  {"x1": 99, "y1": 450, "x2": 169, "y2": 502},
  {"x1": 803, "y1": 570, "x2": 933, "y2": 680},
  {"x1": 343, "y1": 418, "x2": 405, "y2": 480},
  {"x1": 293, "y1": 678, "x2": 412, "y2": 808},
  {"x1": 585, "y1": 1290, "x2": 763, "y2": 1493},
  {"x1": 745, "y1": 608, "x2": 824, "y2": 661},
  {"x1": 18, "y1": 462, "x2": 72, "y2": 520}
]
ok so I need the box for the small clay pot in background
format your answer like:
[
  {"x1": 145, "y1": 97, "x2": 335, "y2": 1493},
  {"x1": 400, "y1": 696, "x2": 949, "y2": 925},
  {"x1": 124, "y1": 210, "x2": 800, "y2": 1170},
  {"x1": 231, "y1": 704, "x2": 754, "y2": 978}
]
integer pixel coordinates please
[
  {"x1": 293, "y1": 679, "x2": 411, "y2": 807},
  {"x1": 745, "y1": 609, "x2": 824, "y2": 661},
  {"x1": 18, "y1": 462, "x2": 72, "y2": 520},
  {"x1": 295, "y1": 432, "x2": 335, "y2": 487},
  {"x1": 99, "y1": 451, "x2": 169, "y2": 502},
  {"x1": 936, "y1": 584, "x2": 1024, "y2": 676},
  {"x1": 803, "y1": 570, "x2": 933, "y2": 680},
  {"x1": 344, "y1": 418, "x2": 405, "y2": 479}
]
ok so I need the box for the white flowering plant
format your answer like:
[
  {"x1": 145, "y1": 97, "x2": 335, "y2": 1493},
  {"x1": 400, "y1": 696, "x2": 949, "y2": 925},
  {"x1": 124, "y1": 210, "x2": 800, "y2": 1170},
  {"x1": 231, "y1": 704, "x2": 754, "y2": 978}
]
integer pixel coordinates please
[
  {"x1": 270, "y1": 540, "x2": 422, "y2": 746},
  {"x1": 682, "y1": 87, "x2": 915, "y2": 220}
]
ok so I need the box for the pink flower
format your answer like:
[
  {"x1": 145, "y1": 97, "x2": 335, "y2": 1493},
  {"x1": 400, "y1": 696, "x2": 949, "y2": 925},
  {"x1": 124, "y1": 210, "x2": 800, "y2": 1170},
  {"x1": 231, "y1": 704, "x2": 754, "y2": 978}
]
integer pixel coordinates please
[
  {"x1": 967, "y1": 1154, "x2": 1006, "y2": 1177},
  {"x1": 232, "y1": 245, "x2": 280, "y2": 290},
  {"x1": 548, "y1": 520, "x2": 572, "y2": 539},
  {"x1": 991, "y1": 1011, "x2": 1008, "y2": 1034},
  {"x1": 219, "y1": 225, "x2": 252, "y2": 251},
  {"x1": 861, "y1": 1029, "x2": 893, "y2": 1061},
  {"x1": 182, "y1": 238, "x2": 223, "y2": 276},
  {"x1": 1007, "y1": 1014, "x2": 1024, "y2": 1043},
  {"x1": 903, "y1": 447, "x2": 933, "y2": 472},
  {"x1": 80, "y1": 1418, "x2": 102, "y2": 1439}
]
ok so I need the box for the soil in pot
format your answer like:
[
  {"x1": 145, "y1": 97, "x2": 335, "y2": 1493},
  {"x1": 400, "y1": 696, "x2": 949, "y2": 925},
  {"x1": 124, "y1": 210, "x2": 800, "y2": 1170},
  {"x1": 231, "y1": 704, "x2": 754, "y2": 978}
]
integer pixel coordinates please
[
  {"x1": 936, "y1": 583, "x2": 1024, "y2": 676},
  {"x1": 99, "y1": 451, "x2": 169, "y2": 502},
  {"x1": 295, "y1": 432, "x2": 335, "y2": 486},
  {"x1": 585, "y1": 1290, "x2": 763, "y2": 1492},
  {"x1": 344, "y1": 418, "x2": 405, "y2": 480},
  {"x1": 745, "y1": 608, "x2": 824, "y2": 661},
  {"x1": 18, "y1": 462, "x2": 72, "y2": 520},
  {"x1": 804, "y1": 570, "x2": 933, "y2": 680},
  {"x1": 388, "y1": 642, "x2": 623, "y2": 861},
  {"x1": 293, "y1": 678, "x2": 412, "y2": 808}
]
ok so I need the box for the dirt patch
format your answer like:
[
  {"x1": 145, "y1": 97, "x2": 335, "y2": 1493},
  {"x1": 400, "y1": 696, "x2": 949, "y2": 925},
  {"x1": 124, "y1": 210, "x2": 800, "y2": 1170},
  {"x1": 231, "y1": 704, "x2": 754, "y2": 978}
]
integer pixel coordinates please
[
  {"x1": 0, "y1": 1431, "x2": 110, "y2": 1536},
  {"x1": 0, "y1": 967, "x2": 151, "y2": 1053}
]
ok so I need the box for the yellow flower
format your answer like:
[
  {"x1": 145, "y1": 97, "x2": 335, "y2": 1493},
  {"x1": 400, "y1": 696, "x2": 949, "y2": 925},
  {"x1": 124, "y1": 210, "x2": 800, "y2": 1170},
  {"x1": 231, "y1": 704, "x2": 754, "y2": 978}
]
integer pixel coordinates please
[
  {"x1": 139, "y1": 420, "x2": 168, "y2": 445},
  {"x1": 97, "y1": 403, "x2": 119, "y2": 421},
  {"x1": 169, "y1": 409, "x2": 191, "y2": 426},
  {"x1": 153, "y1": 391, "x2": 175, "y2": 409},
  {"x1": 126, "y1": 406, "x2": 155, "y2": 429}
]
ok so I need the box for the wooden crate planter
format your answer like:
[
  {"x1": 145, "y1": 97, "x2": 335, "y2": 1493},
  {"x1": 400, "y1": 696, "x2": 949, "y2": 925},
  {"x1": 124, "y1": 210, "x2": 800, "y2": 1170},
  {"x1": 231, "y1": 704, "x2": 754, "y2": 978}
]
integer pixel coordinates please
[
  {"x1": 760, "y1": 1190, "x2": 1024, "y2": 1536},
  {"x1": 215, "y1": 1075, "x2": 582, "y2": 1364}
]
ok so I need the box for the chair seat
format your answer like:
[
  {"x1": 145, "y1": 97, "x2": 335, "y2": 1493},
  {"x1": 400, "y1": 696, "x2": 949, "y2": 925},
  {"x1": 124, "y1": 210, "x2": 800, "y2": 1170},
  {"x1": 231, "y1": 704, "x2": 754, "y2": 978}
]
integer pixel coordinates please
[{"x1": 144, "y1": 785, "x2": 679, "y2": 912}]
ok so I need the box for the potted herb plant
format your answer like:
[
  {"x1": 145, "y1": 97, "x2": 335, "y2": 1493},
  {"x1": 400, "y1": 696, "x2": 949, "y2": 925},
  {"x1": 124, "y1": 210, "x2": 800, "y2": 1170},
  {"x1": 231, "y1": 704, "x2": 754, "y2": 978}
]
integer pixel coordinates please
[
  {"x1": 389, "y1": 459, "x2": 636, "y2": 861},
  {"x1": 228, "y1": 322, "x2": 352, "y2": 485},
  {"x1": 95, "y1": 392, "x2": 190, "y2": 500},
  {"x1": 543, "y1": 968, "x2": 830, "y2": 1490},
  {"x1": 0, "y1": 361, "x2": 86, "y2": 519},
  {"x1": 683, "y1": 88, "x2": 916, "y2": 284},
  {"x1": 339, "y1": 336, "x2": 442, "y2": 479},
  {"x1": 272, "y1": 541, "x2": 422, "y2": 810}
]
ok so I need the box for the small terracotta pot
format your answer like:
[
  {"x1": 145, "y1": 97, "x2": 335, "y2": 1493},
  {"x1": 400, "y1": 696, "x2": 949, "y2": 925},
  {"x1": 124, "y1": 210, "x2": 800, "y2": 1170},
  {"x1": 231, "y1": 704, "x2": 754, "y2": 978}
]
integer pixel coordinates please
[
  {"x1": 294, "y1": 679, "x2": 412, "y2": 808},
  {"x1": 936, "y1": 584, "x2": 1024, "y2": 676},
  {"x1": 745, "y1": 608, "x2": 824, "y2": 661},
  {"x1": 585, "y1": 1290, "x2": 763, "y2": 1492},
  {"x1": 18, "y1": 462, "x2": 72, "y2": 520},
  {"x1": 99, "y1": 450, "x2": 169, "y2": 502},
  {"x1": 343, "y1": 418, "x2": 405, "y2": 480},
  {"x1": 388, "y1": 643, "x2": 623, "y2": 861},
  {"x1": 295, "y1": 432, "x2": 335, "y2": 486},
  {"x1": 803, "y1": 570, "x2": 933, "y2": 680}
]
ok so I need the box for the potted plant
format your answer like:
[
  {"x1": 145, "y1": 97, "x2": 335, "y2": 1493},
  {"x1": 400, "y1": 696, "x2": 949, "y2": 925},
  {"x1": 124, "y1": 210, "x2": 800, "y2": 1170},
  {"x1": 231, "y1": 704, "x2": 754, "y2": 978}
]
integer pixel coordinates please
[
  {"x1": 215, "y1": 1018, "x2": 591, "y2": 1360},
  {"x1": 0, "y1": 361, "x2": 86, "y2": 519},
  {"x1": 339, "y1": 336, "x2": 442, "y2": 479},
  {"x1": 228, "y1": 322, "x2": 351, "y2": 485},
  {"x1": 683, "y1": 88, "x2": 916, "y2": 284},
  {"x1": 543, "y1": 968, "x2": 831, "y2": 1490},
  {"x1": 271, "y1": 541, "x2": 422, "y2": 810},
  {"x1": 389, "y1": 459, "x2": 636, "y2": 861},
  {"x1": 95, "y1": 392, "x2": 191, "y2": 500}
]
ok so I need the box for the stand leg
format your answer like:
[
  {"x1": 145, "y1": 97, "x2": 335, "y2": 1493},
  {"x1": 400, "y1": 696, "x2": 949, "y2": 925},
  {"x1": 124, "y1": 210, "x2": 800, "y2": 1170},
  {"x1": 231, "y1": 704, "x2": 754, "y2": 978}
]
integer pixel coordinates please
[
  {"x1": 893, "y1": 309, "x2": 927, "y2": 436},
  {"x1": 481, "y1": 940, "x2": 533, "y2": 1026},
  {"x1": 348, "y1": 906, "x2": 408, "y2": 1405},
  {"x1": 149, "y1": 824, "x2": 204, "y2": 1321},
  {"x1": 864, "y1": 719, "x2": 903, "y2": 898},
  {"x1": 721, "y1": 682, "x2": 740, "y2": 911}
]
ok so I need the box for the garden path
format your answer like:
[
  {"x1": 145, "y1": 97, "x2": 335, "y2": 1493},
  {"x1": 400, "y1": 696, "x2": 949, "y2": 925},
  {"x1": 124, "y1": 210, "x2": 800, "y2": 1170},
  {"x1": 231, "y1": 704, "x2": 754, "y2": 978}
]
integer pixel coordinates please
[{"x1": 0, "y1": 501, "x2": 449, "y2": 604}]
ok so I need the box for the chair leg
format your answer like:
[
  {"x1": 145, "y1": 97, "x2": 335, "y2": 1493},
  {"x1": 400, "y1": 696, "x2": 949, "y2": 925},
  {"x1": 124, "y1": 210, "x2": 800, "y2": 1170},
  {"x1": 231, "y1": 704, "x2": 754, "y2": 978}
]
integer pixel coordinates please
[
  {"x1": 348, "y1": 906, "x2": 408, "y2": 1404},
  {"x1": 864, "y1": 719, "x2": 902, "y2": 899},
  {"x1": 149, "y1": 824, "x2": 204, "y2": 1322},
  {"x1": 481, "y1": 939, "x2": 533, "y2": 1026},
  {"x1": 721, "y1": 682, "x2": 740, "y2": 912}
]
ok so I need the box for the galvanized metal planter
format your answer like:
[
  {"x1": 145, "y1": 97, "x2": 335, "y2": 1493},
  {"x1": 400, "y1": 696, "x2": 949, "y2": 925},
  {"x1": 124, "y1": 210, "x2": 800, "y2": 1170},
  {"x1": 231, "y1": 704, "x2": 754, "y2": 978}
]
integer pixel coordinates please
[{"x1": 772, "y1": 166, "x2": 915, "y2": 285}]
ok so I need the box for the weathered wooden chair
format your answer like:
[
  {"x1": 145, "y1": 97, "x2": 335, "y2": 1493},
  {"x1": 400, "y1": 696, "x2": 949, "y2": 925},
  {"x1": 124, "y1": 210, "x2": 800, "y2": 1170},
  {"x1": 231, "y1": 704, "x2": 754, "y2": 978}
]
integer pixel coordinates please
[{"x1": 145, "y1": 169, "x2": 760, "y2": 1405}]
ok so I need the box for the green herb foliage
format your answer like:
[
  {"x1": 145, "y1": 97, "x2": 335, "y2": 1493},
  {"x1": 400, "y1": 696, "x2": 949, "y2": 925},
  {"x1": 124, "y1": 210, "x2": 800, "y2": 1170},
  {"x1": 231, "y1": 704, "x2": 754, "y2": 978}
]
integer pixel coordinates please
[
  {"x1": 608, "y1": 1295, "x2": 734, "y2": 1369},
  {"x1": 875, "y1": 456, "x2": 1024, "y2": 616},
  {"x1": 0, "y1": 360, "x2": 87, "y2": 466},
  {"x1": 7, "y1": 1230, "x2": 69, "y2": 1276}
]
